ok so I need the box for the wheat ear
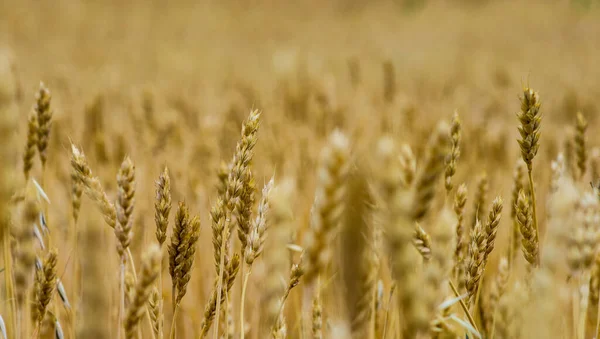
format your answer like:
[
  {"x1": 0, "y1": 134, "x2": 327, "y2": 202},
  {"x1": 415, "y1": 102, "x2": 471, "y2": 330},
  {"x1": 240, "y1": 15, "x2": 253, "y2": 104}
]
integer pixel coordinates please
[
  {"x1": 516, "y1": 190, "x2": 538, "y2": 268},
  {"x1": 375, "y1": 136, "x2": 426, "y2": 337},
  {"x1": 213, "y1": 110, "x2": 260, "y2": 339},
  {"x1": 411, "y1": 122, "x2": 451, "y2": 221},
  {"x1": 23, "y1": 110, "x2": 38, "y2": 180},
  {"x1": 199, "y1": 254, "x2": 241, "y2": 337},
  {"x1": 70, "y1": 144, "x2": 116, "y2": 229},
  {"x1": 466, "y1": 219, "x2": 486, "y2": 307},
  {"x1": 445, "y1": 111, "x2": 462, "y2": 194},
  {"x1": 303, "y1": 130, "x2": 351, "y2": 284},
  {"x1": 517, "y1": 87, "x2": 542, "y2": 249},
  {"x1": 261, "y1": 179, "x2": 295, "y2": 336},
  {"x1": 124, "y1": 245, "x2": 161, "y2": 339},
  {"x1": 453, "y1": 183, "x2": 468, "y2": 290},
  {"x1": 509, "y1": 161, "x2": 525, "y2": 269},
  {"x1": 153, "y1": 166, "x2": 170, "y2": 339},
  {"x1": 413, "y1": 223, "x2": 432, "y2": 261},
  {"x1": 31, "y1": 249, "x2": 57, "y2": 332},
  {"x1": 115, "y1": 156, "x2": 135, "y2": 339},
  {"x1": 575, "y1": 112, "x2": 588, "y2": 180},
  {"x1": 483, "y1": 197, "x2": 503, "y2": 265},
  {"x1": 34, "y1": 82, "x2": 52, "y2": 170}
]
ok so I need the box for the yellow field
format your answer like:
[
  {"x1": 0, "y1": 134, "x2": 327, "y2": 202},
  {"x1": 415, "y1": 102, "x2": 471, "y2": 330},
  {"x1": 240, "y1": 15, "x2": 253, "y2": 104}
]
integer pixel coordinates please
[{"x1": 1, "y1": 1, "x2": 600, "y2": 338}]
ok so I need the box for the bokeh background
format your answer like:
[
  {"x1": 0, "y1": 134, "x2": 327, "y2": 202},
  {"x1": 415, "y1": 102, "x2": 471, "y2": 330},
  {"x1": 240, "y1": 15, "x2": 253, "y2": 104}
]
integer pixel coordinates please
[{"x1": 2, "y1": 0, "x2": 600, "y2": 338}]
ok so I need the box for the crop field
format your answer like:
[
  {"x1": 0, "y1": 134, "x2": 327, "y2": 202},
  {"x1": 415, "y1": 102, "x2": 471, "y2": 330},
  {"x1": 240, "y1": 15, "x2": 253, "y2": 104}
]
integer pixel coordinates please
[{"x1": 2, "y1": 0, "x2": 600, "y2": 338}]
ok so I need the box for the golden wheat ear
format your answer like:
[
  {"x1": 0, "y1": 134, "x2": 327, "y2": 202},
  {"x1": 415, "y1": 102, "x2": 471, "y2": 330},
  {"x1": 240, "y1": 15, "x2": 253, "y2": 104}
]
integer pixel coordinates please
[
  {"x1": 34, "y1": 82, "x2": 53, "y2": 169},
  {"x1": 70, "y1": 144, "x2": 116, "y2": 229},
  {"x1": 124, "y1": 244, "x2": 161, "y2": 339},
  {"x1": 516, "y1": 190, "x2": 538, "y2": 268},
  {"x1": 32, "y1": 248, "x2": 58, "y2": 328},
  {"x1": 411, "y1": 122, "x2": 451, "y2": 221},
  {"x1": 575, "y1": 111, "x2": 588, "y2": 180},
  {"x1": 453, "y1": 183, "x2": 468, "y2": 289},
  {"x1": 115, "y1": 156, "x2": 135, "y2": 260},
  {"x1": 445, "y1": 111, "x2": 462, "y2": 194},
  {"x1": 23, "y1": 109, "x2": 38, "y2": 180},
  {"x1": 303, "y1": 130, "x2": 351, "y2": 285}
]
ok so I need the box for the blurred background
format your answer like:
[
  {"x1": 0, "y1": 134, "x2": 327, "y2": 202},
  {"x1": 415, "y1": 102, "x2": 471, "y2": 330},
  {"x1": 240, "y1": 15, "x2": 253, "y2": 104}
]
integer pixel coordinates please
[{"x1": 2, "y1": 0, "x2": 600, "y2": 337}]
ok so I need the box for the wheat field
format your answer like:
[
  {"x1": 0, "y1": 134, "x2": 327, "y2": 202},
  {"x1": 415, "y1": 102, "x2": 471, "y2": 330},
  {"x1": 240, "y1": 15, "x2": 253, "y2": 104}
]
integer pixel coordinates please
[{"x1": 2, "y1": 1, "x2": 600, "y2": 338}]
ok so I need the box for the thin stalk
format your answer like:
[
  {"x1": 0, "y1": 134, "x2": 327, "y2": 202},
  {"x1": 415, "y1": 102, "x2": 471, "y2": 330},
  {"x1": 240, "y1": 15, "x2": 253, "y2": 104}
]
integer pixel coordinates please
[
  {"x1": 16, "y1": 309, "x2": 21, "y2": 339},
  {"x1": 369, "y1": 284, "x2": 376, "y2": 339},
  {"x1": 118, "y1": 260, "x2": 125, "y2": 339},
  {"x1": 382, "y1": 284, "x2": 395, "y2": 339},
  {"x1": 473, "y1": 273, "x2": 485, "y2": 319},
  {"x1": 577, "y1": 273, "x2": 590, "y2": 339},
  {"x1": 2, "y1": 232, "x2": 16, "y2": 339},
  {"x1": 449, "y1": 280, "x2": 478, "y2": 333},
  {"x1": 213, "y1": 222, "x2": 229, "y2": 339},
  {"x1": 169, "y1": 304, "x2": 179, "y2": 339},
  {"x1": 240, "y1": 269, "x2": 251, "y2": 339},
  {"x1": 158, "y1": 259, "x2": 164, "y2": 339},
  {"x1": 573, "y1": 283, "x2": 578, "y2": 339},
  {"x1": 31, "y1": 322, "x2": 40, "y2": 339},
  {"x1": 527, "y1": 171, "x2": 539, "y2": 263},
  {"x1": 595, "y1": 279, "x2": 600, "y2": 338},
  {"x1": 507, "y1": 220, "x2": 516, "y2": 273},
  {"x1": 70, "y1": 216, "x2": 79, "y2": 339},
  {"x1": 490, "y1": 309, "x2": 498, "y2": 339}
]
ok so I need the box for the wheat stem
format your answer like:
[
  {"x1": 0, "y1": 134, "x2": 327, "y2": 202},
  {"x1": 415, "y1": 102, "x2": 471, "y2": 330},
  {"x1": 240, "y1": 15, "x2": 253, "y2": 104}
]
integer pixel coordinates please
[
  {"x1": 527, "y1": 171, "x2": 539, "y2": 264},
  {"x1": 449, "y1": 280, "x2": 478, "y2": 333},
  {"x1": 169, "y1": 304, "x2": 179, "y2": 339},
  {"x1": 240, "y1": 270, "x2": 252, "y2": 339}
]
